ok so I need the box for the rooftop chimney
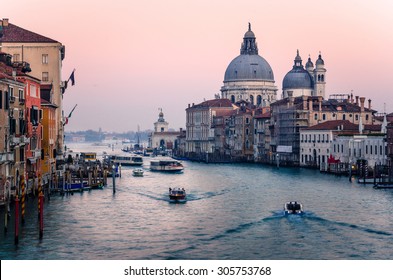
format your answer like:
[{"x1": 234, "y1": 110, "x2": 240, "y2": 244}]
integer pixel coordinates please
[
  {"x1": 360, "y1": 97, "x2": 365, "y2": 112},
  {"x1": 2, "y1": 18, "x2": 9, "y2": 27},
  {"x1": 368, "y1": 99, "x2": 372, "y2": 109},
  {"x1": 355, "y1": 96, "x2": 359, "y2": 106},
  {"x1": 318, "y1": 96, "x2": 322, "y2": 111}
]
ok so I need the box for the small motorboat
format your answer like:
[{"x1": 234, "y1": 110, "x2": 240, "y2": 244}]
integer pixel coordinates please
[
  {"x1": 132, "y1": 168, "x2": 144, "y2": 177},
  {"x1": 284, "y1": 201, "x2": 303, "y2": 215},
  {"x1": 169, "y1": 187, "x2": 187, "y2": 203}
]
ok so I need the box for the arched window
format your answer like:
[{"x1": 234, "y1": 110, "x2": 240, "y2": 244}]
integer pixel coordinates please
[
  {"x1": 257, "y1": 95, "x2": 262, "y2": 106},
  {"x1": 231, "y1": 95, "x2": 235, "y2": 103},
  {"x1": 321, "y1": 74, "x2": 324, "y2": 82},
  {"x1": 318, "y1": 74, "x2": 321, "y2": 81},
  {"x1": 343, "y1": 114, "x2": 346, "y2": 120},
  {"x1": 250, "y1": 95, "x2": 254, "y2": 105}
]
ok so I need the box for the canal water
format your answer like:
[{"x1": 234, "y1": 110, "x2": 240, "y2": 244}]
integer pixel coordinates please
[{"x1": 1, "y1": 142, "x2": 393, "y2": 260}]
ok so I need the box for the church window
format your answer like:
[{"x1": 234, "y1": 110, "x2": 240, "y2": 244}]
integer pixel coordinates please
[
  {"x1": 318, "y1": 74, "x2": 321, "y2": 81},
  {"x1": 257, "y1": 95, "x2": 262, "y2": 106},
  {"x1": 321, "y1": 75, "x2": 324, "y2": 82},
  {"x1": 254, "y1": 70, "x2": 257, "y2": 78},
  {"x1": 250, "y1": 95, "x2": 254, "y2": 105}
]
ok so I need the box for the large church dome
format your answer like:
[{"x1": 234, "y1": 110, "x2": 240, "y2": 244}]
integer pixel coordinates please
[
  {"x1": 224, "y1": 55, "x2": 274, "y2": 82},
  {"x1": 224, "y1": 23, "x2": 274, "y2": 83}
]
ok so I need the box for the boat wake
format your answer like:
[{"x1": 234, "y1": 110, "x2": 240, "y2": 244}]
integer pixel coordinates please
[
  {"x1": 305, "y1": 215, "x2": 393, "y2": 236},
  {"x1": 185, "y1": 189, "x2": 230, "y2": 201}
]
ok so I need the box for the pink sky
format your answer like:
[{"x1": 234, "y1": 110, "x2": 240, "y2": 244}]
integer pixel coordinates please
[{"x1": 3, "y1": 0, "x2": 393, "y2": 132}]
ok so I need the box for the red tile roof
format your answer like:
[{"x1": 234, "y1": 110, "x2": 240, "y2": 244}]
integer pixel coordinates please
[
  {"x1": 0, "y1": 22, "x2": 58, "y2": 43},
  {"x1": 190, "y1": 98, "x2": 234, "y2": 109},
  {"x1": 303, "y1": 120, "x2": 359, "y2": 131}
]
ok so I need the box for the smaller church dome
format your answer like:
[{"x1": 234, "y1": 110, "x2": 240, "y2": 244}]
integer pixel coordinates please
[
  {"x1": 305, "y1": 56, "x2": 314, "y2": 69},
  {"x1": 282, "y1": 50, "x2": 314, "y2": 90}
]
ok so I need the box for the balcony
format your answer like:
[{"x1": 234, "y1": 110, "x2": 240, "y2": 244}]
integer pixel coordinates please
[
  {"x1": 9, "y1": 95, "x2": 16, "y2": 103},
  {"x1": 19, "y1": 98, "x2": 25, "y2": 105},
  {"x1": 9, "y1": 135, "x2": 21, "y2": 145},
  {"x1": 0, "y1": 152, "x2": 14, "y2": 163}
]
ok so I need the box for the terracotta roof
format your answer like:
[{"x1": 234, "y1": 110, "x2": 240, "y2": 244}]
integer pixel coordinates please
[
  {"x1": 303, "y1": 120, "x2": 358, "y2": 131},
  {"x1": 190, "y1": 98, "x2": 234, "y2": 109},
  {"x1": 0, "y1": 22, "x2": 58, "y2": 43},
  {"x1": 254, "y1": 111, "x2": 271, "y2": 119}
]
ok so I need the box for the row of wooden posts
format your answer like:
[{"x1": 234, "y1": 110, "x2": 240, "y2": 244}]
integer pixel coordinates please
[{"x1": 3, "y1": 164, "x2": 120, "y2": 245}]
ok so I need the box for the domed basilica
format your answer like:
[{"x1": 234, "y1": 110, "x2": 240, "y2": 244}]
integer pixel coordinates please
[
  {"x1": 220, "y1": 23, "x2": 278, "y2": 107},
  {"x1": 220, "y1": 24, "x2": 327, "y2": 104}
]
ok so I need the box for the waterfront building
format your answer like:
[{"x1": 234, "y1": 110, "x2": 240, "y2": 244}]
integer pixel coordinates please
[
  {"x1": 282, "y1": 50, "x2": 326, "y2": 99},
  {"x1": 0, "y1": 52, "x2": 28, "y2": 196},
  {"x1": 270, "y1": 94, "x2": 376, "y2": 166},
  {"x1": 185, "y1": 99, "x2": 235, "y2": 161},
  {"x1": 148, "y1": 110, "x2": 181, "y2": 154},
  {"x1": 332, "y1": 133, "x2": 387, "y2": 169},
  {"x1": 0, "y1": 18, "x2": 66, "y2": 163},
  {"x1": 220, "y1": 23, "x2": 277, "y2": 107},
  {"x1": 387, "y1": 121, "x2": 393, "y2": 171},
  {"x1": 40, "y1": 98, "x2": 57, "y2": 185},
  {"x1": 227, "y1": 101, "x2": 255, "y2": 162},
  {"x1": 300, "y1": 120, "x2": 358, "y2": 171},
  {"x1": 17, "y1": 67, "x2": 42, "y2": 189},
  {"x1": 253, "y1": 107, "x2": 271, "y2": 163}
]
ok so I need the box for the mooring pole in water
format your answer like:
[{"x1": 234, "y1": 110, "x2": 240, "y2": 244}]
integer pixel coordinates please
[
  {"x1": 21, "y1": 175, "x2": 26, "y2": 225},
  {"x1": 4, "y1": 199, "x2": 8, "y2": 233},
  {"x1": 37, "y1": 174, "x2": 42, "y2": 220},
  {"x1": 39, "y1": 192, "x2": 44, "y2": 239},
  {"x1": 112, "y1": 165, "x2": 116, "y2": 194},
  {"x1": 14, "y1": 195, "x2": 19, "y2": 245},
  {"x1": 119, "y1": 164, "x2": 122, "y2": 178}
]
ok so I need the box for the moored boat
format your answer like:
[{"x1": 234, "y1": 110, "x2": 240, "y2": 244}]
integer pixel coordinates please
[
  {"x1": 150, "y1": 158, "x2": 183, "y2": 172},
  {"x1": 284, "y1": 201, "x2": 303, "y2": 215},
  {"x1": 169, "y1": 187, "x2": 187, "y2": 203},
  {"x1": 132, "y1": 168, "x2": 144, "y2": 177}
]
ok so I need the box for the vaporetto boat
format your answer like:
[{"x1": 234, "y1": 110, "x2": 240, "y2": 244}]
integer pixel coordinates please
[
  {"x1": 150, "y1": 158, "x2": 184, "y2": 172},
  {"x1": 105, "y1": 154, "x2": 143, "y2": 166}
]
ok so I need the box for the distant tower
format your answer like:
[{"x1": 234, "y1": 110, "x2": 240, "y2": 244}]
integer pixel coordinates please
[
  {"x1": 313, "y1": 52, "x2": 326, "y2": 98},
  {"x1": 154, "y1": 109, "x2": 169, "y2": 132}
]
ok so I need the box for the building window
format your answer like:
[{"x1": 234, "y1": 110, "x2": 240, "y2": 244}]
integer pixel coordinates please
[
  {"x1": 322, "y1": 114, "x2": 326, "y2": 120},
  {"x1": 13, "y1": 54, "x2": 20, "y2": 62},
  {"x1": 231, "y1": 95, "x2": 235, "y2": 103},
  {"x1": 42, "y1": 72, "x2": 49, "y2": 82},
  {"x1": 366, "y1": 114, "x2": 369, "y2": 121},
  {"x1": 314, "y1": 113, "x2": 318, "y2": 120},
  {"x1": 343, "y1": 114, "x2": 346, "y2": 120},
  {"x1": 355, "y1": 114, "x2": 359, "y2": 121},
  {"x1": 42, "y1": 54, "x2": 49, "y2": 64},
  {"x1": 366, "y1": 145, "x2": 368, "y2": 154},
  {"x1": 257, "y1": 95, "x2": 262, "y2": 106}
]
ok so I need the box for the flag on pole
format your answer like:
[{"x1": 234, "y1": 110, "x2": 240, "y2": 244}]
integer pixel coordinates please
[
  {"x1": 68, "y1": 69, "x2": 75, "y2": 86},
  {"x1": 64, "y1": 104, "x2": 78, "y2": 126}
]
